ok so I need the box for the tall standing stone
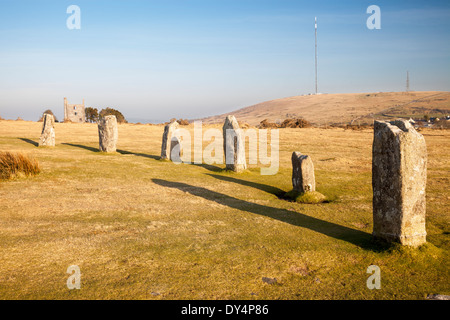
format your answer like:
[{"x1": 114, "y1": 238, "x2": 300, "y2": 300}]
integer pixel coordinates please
[
  {"x1": 291, "y1": 152, "x2": 315, "y2": 193},
  {"x1": 161, "y1": 121, "x2": 179, "y2": 160},
  {"x1": 372, "y1": 120, "x2": 427, "y2": 246},
  {"x1": 39, "y1": 113, "x2": 55, "y2": 147},
  {"x1": 223, "y1": 115, "x2": 247, "y2": 172},
  {"x1": 98, "y1": 115, "x2": 118, "y2": 152}
]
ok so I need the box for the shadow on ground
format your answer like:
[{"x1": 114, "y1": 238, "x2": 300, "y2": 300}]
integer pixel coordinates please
[
  {"x1": 152, "y1": 179, "x2": 385, "y2": 251},
  {"x1": 18, "y1": 138, "x2": 38, "y2": 147},
  {"x1": 206, "y1": 173, "x2": 285, "y2": 197},
  {"x1": 117, "y1": 150, "x2": 224, "y2": 171},
  {"x1": 62, "y1": 143, "x2": 99, "y2": 152},
  {"x1": 116, "y1": 149, "x2": 160, "y2": 160},
  {"x1": 191, "y1": 163, "x2": 224, "y2": 172},
  {"x1": 56, "y1": 144, "x2": 223, "y2": 166}
]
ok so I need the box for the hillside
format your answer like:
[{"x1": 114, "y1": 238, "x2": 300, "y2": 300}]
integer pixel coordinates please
[{"x1": 199, "y1": 91, "x2": 450, "y2": 126}]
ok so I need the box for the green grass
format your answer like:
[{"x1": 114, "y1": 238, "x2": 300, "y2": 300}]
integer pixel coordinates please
[
  {"x1": 283, "y1": 190, "x2": 328, "y2": 204},
  {"x1": 0, "y1": 121, "x2": 448, "y2": 299}
]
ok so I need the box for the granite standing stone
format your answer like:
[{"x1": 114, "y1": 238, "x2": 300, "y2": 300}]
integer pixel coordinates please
[
  {"x1": 372, "y1": 119, "x2": 427, "y2": 246},
  {"x1": 39, "y1": 113, "x2": 55, "y2": 147},
  {"x1": 170, "y1": 136, "x2": 182, "y2": 163},
  {"x1": 291, "y1": 152, "x2": 316, "y2": 193},
  {"x1": 98, "y1": 115, "x2": 118, "y2": 152},
  {"x1": 160, "y1": 121, "x2": 179, "y2": 160},
  {"x1": 223, "y1": 115, "x2": 247, "y2": 172}
]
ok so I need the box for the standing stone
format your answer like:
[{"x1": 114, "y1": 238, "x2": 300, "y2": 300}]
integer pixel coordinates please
[
  {"x1": 372, "y1": 120, "x2": 427, "y2": 246},
  {"x1": 170, "y1": 136, "x2": 182, "y2": 163},
  {"x1": 223, "y1": 115, "x2": 247, "y2": 172},
  {"x1": 39, "y1": 113, "x2": 55, "y2": 147},
  {"x1": 291, "y1": 152, "x2": 315, "y2": 193},
  {"x1": 98, "y1": 115, "x2": 118, "y2": 152},
  {"x1": 160, "y1": 121, "x2": 179, "y2": 160}
]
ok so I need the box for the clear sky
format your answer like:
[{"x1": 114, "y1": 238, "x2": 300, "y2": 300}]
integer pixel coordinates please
[{"x1": 0, "y1": 0, "x2": 449, "y2": 122}]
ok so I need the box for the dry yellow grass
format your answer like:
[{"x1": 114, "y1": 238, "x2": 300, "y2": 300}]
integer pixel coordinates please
[
  {"x1": 0, "y1": 120, "x2": 448, "y2": 299},
  {"x1": 0, "y1": 151, "x2": 40, "y2": 180}
]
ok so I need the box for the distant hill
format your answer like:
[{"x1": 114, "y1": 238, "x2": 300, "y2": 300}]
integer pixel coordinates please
[{"x1": 198, "y1": 91, "x2": 450, "y2": 126}]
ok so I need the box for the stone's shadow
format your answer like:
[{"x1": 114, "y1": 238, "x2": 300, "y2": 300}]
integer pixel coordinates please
[
  {"x1": 18, "y1": 138, "x2": 39, "y2": 147},
  {"x1": 192, "y1": 163, "x2": 223, "y2": 172},
  {"x1": 62, "y1": 143, "x2": 99, "y2": 152},
  {"x1": 116, "y1": 149, "x2": 223, "y2": 170},
  {"x1": 206, "y1": 173, "x2": 285, "y2": 197},
  {"x1": 116, "y1": 149, "x2": 160, "y2": 160},
  {"x1": 152, "y1": 179, "x2": 381, "y2": 251},
  {"x1": 56, "y1": 144, "x2": 221, "y2": 165}
]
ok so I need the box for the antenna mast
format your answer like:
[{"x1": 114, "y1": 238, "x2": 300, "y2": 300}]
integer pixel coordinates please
[
  {"x1": 406, "y1": 71, "x2": 410, "y2": 93},
  {"x1": 315, "y1": 17, "x2": 318, "y2": 95}
]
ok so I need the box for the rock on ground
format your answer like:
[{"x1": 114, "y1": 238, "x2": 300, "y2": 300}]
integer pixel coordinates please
[
  {"x1": 39, "y1": 113, "x2": 55, "y2": 147},
  {"x1": 291, "y1": 151, "x2": 316, "y2": 193},
  {"x1": 160, "y1": 121, "x2": 179, "y2": 160},
  {"x1": 223, "y1": 115, "x2": 247, "y2": 172},
  {"x1": 372, "y1": 119, "x2": 427, "y2": 247},
  {"x1": 98, "y1": 115, "x2": 118, "y2": 152}
]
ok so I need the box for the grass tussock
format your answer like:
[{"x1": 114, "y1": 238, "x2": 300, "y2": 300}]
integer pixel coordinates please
[{"x1": 0, "y1": 151, "x2": 41, "y2": 180}]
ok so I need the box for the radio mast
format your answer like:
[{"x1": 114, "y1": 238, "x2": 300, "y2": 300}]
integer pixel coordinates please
[
  {"x1": 315, "y1": 17, "x2": 318, "y2": 95},
  {"x1": 406, "y1": 71, "x2": 410, "y2": 93}
]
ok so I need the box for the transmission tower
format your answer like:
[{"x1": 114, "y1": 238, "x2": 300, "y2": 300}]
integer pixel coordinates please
[
  {"x1": 406, "y1": 71, "x2": 410, "y2": 93},
  {"x1": 315, "y1": 17, "x2": 318, "y2": 95}
]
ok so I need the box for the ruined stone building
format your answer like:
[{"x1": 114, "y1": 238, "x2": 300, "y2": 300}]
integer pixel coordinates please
[{"x1": 64, "y1": 97, "x2": 86, "y2": 123}]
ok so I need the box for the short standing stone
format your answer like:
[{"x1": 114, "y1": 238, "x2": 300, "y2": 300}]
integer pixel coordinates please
[
  {"x1": 160, "y1": 121, "x2": 179, "y2": 160},
  {"x1": 372, "y1": 120, "x2": 427, "y2": 247},
  {"x1": 223, "y1": 115, "x2": 247, "y2": 172},
  {"x1": 291, "y1": 152, "x2": 315, "y2": 193},
  {"x1": 39, "y1": 113, "x2": 55, "y2": 147},
  {"x1": 98, "y1": 115, "x2": 118, "y2": 152}
]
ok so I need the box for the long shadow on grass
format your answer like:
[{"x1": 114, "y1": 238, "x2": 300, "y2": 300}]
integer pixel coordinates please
[
  {"x1": 191, "y1": 163, "x2": 223, "y2": 172},
  {"x1": 57, "y1": 145, "x2": 221, "y2": 168},
  {"x1": 152, "y1": 179, "x2": 381, "y2": 251},
  {"x1": 117, "y1": 149, "x2": 223, "y2": 171},
  {"x1": 116, "y1": 149, "x2": 160, "y2": 160},
  {"x1": 18, "y1": 138, "x2": 38, "y2": 147},
  {"x1": 206, "y1": 174, "x2": 285, "y2": 197},
  {"x1": 62, "y1": 143, "x2": 99, "y2": 152}
]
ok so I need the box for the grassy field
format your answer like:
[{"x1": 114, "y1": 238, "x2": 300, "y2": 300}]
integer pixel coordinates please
[{"x1": 0, "y1": 120, "x2": 448, "y2": 299}]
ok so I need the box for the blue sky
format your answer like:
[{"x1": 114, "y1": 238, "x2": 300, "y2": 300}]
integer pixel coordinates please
[{"x1": 0, "y1": 0, "x2": 449, "y2": 122}]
